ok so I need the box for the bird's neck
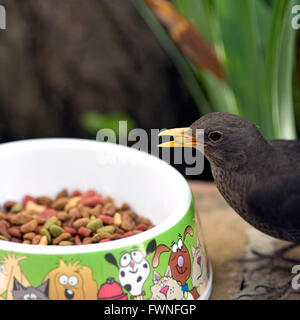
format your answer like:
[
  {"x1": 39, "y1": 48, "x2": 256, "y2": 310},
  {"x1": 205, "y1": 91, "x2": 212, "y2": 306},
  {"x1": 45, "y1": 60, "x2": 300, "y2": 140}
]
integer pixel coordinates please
[
  {"x1": 210, "y1": 164, "x2": 249, "y2": 216},
  {"x1": 209, "y1": 141, "x2": 277, "y2": 219}
]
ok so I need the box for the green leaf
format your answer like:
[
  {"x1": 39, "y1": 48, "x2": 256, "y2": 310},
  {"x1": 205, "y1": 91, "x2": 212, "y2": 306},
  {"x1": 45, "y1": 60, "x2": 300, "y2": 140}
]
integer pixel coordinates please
[
  {"x1": 134, "y1": 0, "x2": 298, "y2": 140},
  {"x1": 265, "y1": 0, "x2": 298, "y2": 139},
  {"x1": 132, "y1": 0, "x2": 212, "y2": 114},
  {"x1": 213, "y1": 0, "x2": 272, "y2": 134},
  {"x1": 80, "y1": 111, "x2": 136, "y2": 135}
]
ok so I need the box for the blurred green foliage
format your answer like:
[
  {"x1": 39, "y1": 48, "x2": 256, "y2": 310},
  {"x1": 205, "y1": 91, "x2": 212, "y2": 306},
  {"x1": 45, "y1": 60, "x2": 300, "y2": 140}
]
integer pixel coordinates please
[
  {"x1": 80, "y1": 111, "x2": 136, "y2": 136},
  {"x1": 134, "y1": 0, "x2": 300, "y2": 139}
]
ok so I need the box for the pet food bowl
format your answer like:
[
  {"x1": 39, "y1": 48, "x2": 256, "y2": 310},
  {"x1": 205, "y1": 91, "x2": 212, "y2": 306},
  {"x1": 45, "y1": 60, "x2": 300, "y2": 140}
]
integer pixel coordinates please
[{"x1": 0, "y1": 139, "x2": 212, "y2": 300}]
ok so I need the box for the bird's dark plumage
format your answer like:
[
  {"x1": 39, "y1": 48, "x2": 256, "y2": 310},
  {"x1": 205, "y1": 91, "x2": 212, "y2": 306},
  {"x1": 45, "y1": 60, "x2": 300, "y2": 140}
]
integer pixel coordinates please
[{"x1": 190, "y1": 113, "x2": 300, "y2": 242}]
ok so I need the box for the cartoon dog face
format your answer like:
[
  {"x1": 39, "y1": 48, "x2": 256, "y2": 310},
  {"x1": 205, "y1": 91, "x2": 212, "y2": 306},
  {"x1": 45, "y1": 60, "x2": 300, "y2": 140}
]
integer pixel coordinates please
[
  {"x1": 118, "y1": 250, "x2": 150, "y2": 296},
  {"x1": 0, "y1": 254, "x2": 30, "y2": 300},
  {"x1": 168, "y1": 236, "x2": 191, "y2": 285},
  {"x1": 105, "y1": 239, "x2": 156, "y2": 298},
  {"x1": 43, "y1": 259, "x2": 98, "y2": 300},
  {"x1": 152, "y1": 226, "x2": 193, "y2": 286}
]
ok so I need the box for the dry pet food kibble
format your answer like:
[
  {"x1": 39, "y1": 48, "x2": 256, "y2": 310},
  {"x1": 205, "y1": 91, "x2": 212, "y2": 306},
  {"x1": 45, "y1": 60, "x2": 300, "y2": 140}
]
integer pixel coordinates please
[{"x1": 0, "y1": 189, "x2": 154, "y2": 245}]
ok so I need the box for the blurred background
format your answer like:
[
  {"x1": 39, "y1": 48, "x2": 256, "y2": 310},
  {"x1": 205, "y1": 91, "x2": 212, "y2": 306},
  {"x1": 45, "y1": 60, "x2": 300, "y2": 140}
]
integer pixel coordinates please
[{"x1": 0, "y1": 0, "x2": 299, "y2": 180}]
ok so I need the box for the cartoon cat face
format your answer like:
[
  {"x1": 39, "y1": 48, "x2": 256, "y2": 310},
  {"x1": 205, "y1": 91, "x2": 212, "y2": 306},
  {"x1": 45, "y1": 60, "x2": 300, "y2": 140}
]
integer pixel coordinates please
[
  {"x1": 12, "y1": 277, "x2": 49, "y2": 300},
  {"x1": 150, "y1": 267, "x2": 183, "y2": 300},
  {"x1": 191, "y1": 239, "x2": 208, "y2": 288}
]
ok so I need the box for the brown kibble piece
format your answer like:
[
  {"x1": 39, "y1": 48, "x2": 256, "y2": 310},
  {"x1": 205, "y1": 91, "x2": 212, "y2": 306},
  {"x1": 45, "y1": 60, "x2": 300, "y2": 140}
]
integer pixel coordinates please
[
  {"x1": 52, "y1": 197, "x2": 69, "y2": 211},
  {"x1": 121, "y1": 211, "x2": 136, "y2": 231},
  {"x1": 64, "y1": 196, "x2": 81, "y2": 212},
  {"x1": 55, "y1": 188, "x2": 68, "y2": 200},
  {"x1": 10, "y1": 212, "x2": 33, "y2": 225},
  {"x1": 57, "y1": 211, "x2": 68, "y2": 221},
  {"x1": 128, "y1": 210, "x2": 138, "y2": 220},
  {"x1": 20, "y1": 219, "x2": 38, "y2": 233},
  {"x1": 8, "y1": 227, "x2": 22, "y2": 238},
  {"x1": 138, "y1": 216, "x2": 152, "y2": 226},
  {"x1": 89, "y1": 204, "x2": 102, "y2": 217},
  {"x1": 121, "y1": 202, "x2": 130, "y2": 211},
  {"x1": 73, "y1": 218, "x2": 90, "y2": 229},
  {"x1": 113, "y1": 225, "x2": 125, "y2": 235},
  {"x1": 52, "y1": 232, "x2": 72, "y2": 245},
  {"x1": 0, "y1": 222, "x2": 11, "y2": 240},
  {"x1": 32, "y1": 235, "x2": 41, "y2": 244},
  {"x1": 34, "y1": 216, "x2": 47, "y2": 225},
  {"x1": 69, "y1": 208, "x2": 81, "y2": 218},
  {"x1": 79, "y1": 206, "x2": 90, "y2": 218},
  {"x1": 91, "y1": 232, "x2": 113, "y2": 242},
  {"x1": 110, "y1": 234, "x2": 122, "y2": 240},
  {"x1": 103, "y1": 196, "x2": 114, "y2": 204},
  {"x1": 0, "y1": 220, "x2": 10, "y2": 229},
  {"x1": 102, "y1": 206, "x2": 116, "y2": 217},
  {"x1": 82, "y1": 237, "x2": 92, "y2": 245},
  {"x1": 23, "y1": 232, "x2": 36, "y2": 241},
  {"x1": 36, "y1": 196, "x2": 53, "y2": 206},
  {"x1": 0, "y1": 212, "x2": 12, "y2": 222}
]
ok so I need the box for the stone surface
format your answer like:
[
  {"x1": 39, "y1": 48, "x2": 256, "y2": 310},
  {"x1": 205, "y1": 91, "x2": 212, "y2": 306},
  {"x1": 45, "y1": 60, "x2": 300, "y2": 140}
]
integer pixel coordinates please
[{"x1": 190, "y1": 181, "x2": 300, "y2": 300}]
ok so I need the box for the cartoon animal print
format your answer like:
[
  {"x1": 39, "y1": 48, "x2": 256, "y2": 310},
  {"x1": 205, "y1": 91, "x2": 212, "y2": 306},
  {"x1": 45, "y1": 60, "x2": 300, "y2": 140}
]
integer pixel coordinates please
[
  {"x1": 152, "y1": 226, "x2": 199, "y2": 300},
  {"x1": 150, "y1": 266, "x2": 183, "y2": 300},
  {"x1": 12, "y1": 277, "x2": 49, "y2": 300},
  {"x1": 43, "y1": 259, "x2": 98, "y2": 300},
  {"x1": 0, "y1": 254, "x2": 29, "y2": 300},
  {"x1": 105, "y1": 239, "x2": 156, "y2": 300},
  {"x1": 191, "y1": 238, "x2": 208, "y2": 296}
]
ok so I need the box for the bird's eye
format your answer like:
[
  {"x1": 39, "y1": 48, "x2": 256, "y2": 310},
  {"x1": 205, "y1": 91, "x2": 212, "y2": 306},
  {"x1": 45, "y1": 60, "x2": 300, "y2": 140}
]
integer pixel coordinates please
[{"x1": 208, "y1": 131, "x2": 223, "y2": 142}]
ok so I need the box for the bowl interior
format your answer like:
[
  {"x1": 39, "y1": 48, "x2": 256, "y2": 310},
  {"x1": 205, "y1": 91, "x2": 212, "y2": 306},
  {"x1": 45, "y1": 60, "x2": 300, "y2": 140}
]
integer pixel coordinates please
[{"x1": 0, "y1": 139, "x2": 191, "y2": 252}]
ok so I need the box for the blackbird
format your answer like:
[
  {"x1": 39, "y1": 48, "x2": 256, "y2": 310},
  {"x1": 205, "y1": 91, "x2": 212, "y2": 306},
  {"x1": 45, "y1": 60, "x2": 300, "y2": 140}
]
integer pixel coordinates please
[{"x1": 159, "y1": 112, "x2": 300, "y2": 244}]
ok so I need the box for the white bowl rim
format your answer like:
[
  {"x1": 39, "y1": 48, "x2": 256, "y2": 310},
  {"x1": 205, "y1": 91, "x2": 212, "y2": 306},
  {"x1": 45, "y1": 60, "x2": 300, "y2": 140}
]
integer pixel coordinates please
[{"x1": 0, "y1": 138, "x2": 192, "y2": 255}]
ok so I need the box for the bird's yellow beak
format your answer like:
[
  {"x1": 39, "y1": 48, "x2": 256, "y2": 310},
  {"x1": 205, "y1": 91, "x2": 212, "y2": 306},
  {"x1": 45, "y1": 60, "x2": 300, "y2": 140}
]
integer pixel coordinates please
[{"x1": 158, "y1": 127, "x2": 200, "y2": 148}]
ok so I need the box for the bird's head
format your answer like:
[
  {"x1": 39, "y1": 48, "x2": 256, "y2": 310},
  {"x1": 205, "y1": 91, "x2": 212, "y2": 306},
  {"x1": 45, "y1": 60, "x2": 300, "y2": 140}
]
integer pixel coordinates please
[{"x1": 159, "y1": 112, "x2": 267, "y2": 171}]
